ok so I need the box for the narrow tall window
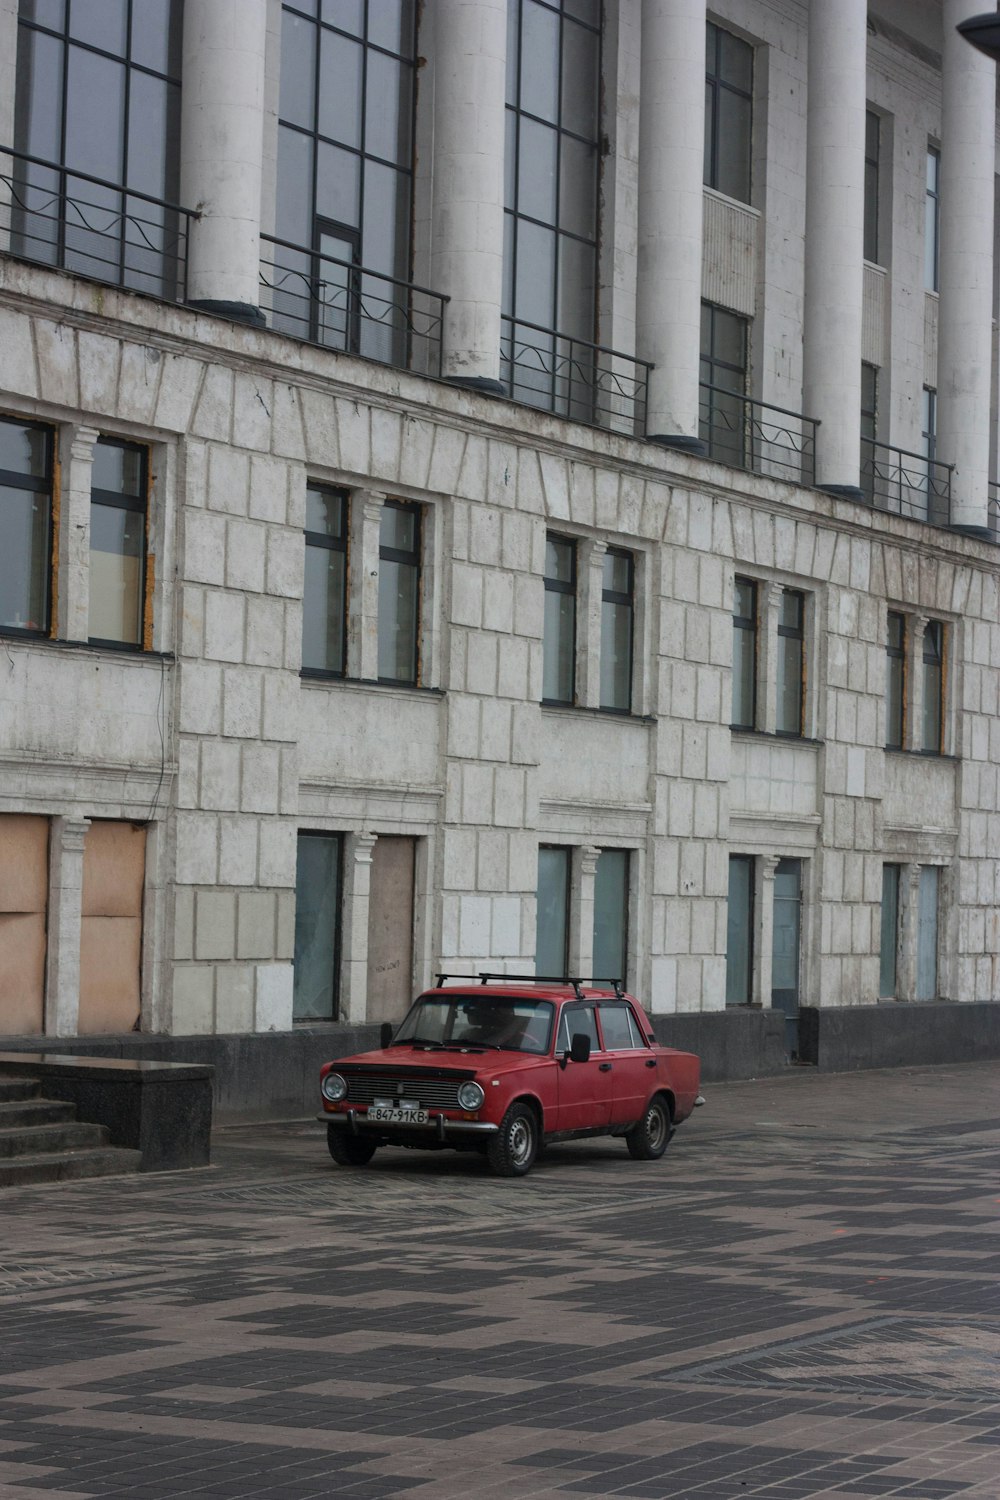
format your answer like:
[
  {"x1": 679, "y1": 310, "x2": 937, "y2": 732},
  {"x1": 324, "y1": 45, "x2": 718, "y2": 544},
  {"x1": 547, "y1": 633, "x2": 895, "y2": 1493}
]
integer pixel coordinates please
[
  {"x1": 860, "y1": 362, "x2": 879, "y2": 505},
  {"x1": 600, "y1": 549, "x2": 633, "y2": 713},
  {"x1": 916, "y1": 866, "x2": 939, "y2": 1001},
  {"x1": 864, "y1": 110, "x2": 881, "y2": 264},
  {"x1": 89, "y1": 438, "x2": 147, "y2": 649},
  {"x1": 925, "y1": 146, "x2": 940, "y2": 292},
  {"x1": 726, "y1": 854, "x2": 754, "y2": 1006},
  {"x1": 543, "y1": 534, "x2": 576, "y2": 705},
  {"x1": 536, "y1": 846, "x2": 571, "y2": 978},
  {"x1": 0, "y1": 416, "x2": 53, "y2": 637},
  {"x1": 731, "y1": 577, "x2": 757, "y2": 729},
  {"x1": 921, "y1": 620, "x2": 943, "y2": 753},
  {"x1": 293, "y1": 831, "x2": 342, "y2": 1021},
  {"x1": 502, "y1": 0, "x2": 602, "y2": 417},
  {"x1": 593, "y1": 849, "x2": 629, "y2": 987},
  {"x1": 879, "y1": 864, "x2": 900, "y2": 998},
  {"x1": 775, "y1": 589, "x2": 804, "y2": 737},
  {"x1": 886, "y1": 611, "x2": 906, "y2": 750},
  {"x1": 302, "y1": 485, "x2": 348, "y2": 675},
  {"x1": 922, "y1": 387, "x2": 939, "y2": 519},
  {"x1": 377, "y1": 500, "x2": 420, "y2": 685},
  {"x1": 704, "y1": 21, "x2": 753, "y2": 204},
  {"x1": 700, "y1": 302, "x2": 749, "y2": 467}
]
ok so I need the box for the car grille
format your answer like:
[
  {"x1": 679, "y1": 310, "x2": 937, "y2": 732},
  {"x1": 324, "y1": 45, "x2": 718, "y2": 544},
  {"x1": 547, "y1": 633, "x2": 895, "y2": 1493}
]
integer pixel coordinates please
[{"x1": 342, "y1": 1073, "x2": 464, "y2": 1109}]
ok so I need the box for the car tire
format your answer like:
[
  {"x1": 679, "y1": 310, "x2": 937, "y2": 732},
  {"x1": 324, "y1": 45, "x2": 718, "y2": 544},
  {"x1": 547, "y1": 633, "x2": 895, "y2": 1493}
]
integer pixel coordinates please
[
  {"x1": 327, "y1": 1127, "x2": 377, "y2": 1167},
  {"x1": 625, "y1": 1096, "x2": 671, "y2": 1160},
  {"x1": 486, "y1": 1103, "x2": 538, "y2": 1178}
]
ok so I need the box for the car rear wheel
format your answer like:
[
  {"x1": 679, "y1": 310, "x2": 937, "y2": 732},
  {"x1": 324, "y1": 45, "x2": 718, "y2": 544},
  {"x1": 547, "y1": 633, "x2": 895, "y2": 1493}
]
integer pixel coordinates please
[
  {"x1": 626, "y1": 1096, "x2": 671, "y2": 1160},
  {"x1": 486, "y1": 1103, "x2": 538, "y2": 1178},
  {"x1": 327, "y1": 1127, "x2": 377, "y2": 1166}
]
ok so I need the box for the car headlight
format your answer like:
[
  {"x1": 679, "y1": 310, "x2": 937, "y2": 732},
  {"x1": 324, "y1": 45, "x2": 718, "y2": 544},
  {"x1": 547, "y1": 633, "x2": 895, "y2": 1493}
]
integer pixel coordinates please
[
  {"x1": 322, "y1": 1072, "x2": 347, "y2": 1102},
  {"x1": 457, "y1": 1081, "x2": 485, "y2": 1111}
]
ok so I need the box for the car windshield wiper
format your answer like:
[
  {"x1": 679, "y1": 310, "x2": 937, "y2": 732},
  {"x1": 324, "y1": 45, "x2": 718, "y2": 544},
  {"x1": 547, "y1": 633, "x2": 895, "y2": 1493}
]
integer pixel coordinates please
[{"x1": 404, "y1": 1037, "x2": 445, "y2": 1049}]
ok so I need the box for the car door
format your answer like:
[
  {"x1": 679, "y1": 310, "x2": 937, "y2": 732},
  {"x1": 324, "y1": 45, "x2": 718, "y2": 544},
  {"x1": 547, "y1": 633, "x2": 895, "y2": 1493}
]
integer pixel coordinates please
[
  {"x1": 554, "y1": 1002, "x2": 614, "y2": 1131},
  {"x1": 598, "y1": 1000, "x2": 656, "y2": 1126}
]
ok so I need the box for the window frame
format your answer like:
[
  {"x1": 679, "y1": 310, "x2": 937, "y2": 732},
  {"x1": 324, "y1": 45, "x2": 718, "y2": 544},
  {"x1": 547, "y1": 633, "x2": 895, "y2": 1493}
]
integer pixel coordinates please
[
  {"x1": 542, "y1": 531, "x2": 577, "y2": 707},
  {"x1": 731, "y1": 575, "x2": 758, "y2": 730},
  {"x1": 864, "y1": 109, "x2": 881, "y2": 265},
  {"x1": 700, "y1": 301, "x2": 750, "y2": 467},
  {"x1": 885, "y1": 610, "x2": 906, "y2": 750},
  {"x1": 88, "y1": 435, "x2": 150, "y2": 651},
  {"x1": 704, "y1": 20, "x2": 754, "y2": 205},
  {"x1": 599, "y1": 546, "x2": 634, "y2": 714},
  {"x1": 775, "y1": 588, "x2": 805, "y2": 738},
  {"x1": 302, "y1": 482, "x2": 349, "y2": 678},
  {"x1": 921, "y1": 619, "x2": 944, "y2": 755},
  {"x1": 377, "y1": 497, "x2": 422, "y2": 687},
  {"x1": 925, "y1": 144, "x2": 941, "y2": 293},
  {"x1": 0, "y1": 414, "x2": 55, "y2": 641}
]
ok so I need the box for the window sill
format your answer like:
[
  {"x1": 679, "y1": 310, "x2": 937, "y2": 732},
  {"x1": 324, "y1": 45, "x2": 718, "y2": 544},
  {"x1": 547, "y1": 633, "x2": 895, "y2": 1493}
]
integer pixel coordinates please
[
  {"x1": 300, "y1": 672, "x2": 444, "y2": 697},
  {"x1": 884, "y1": 746, "x2": 959, "y2": 763},
  {"x1": 0, "y1": 631, "x2": 172, "y2": 662},
  {"x1": 541, "y1": 701, "x2": 656, "y2": 725},
  {"x1": 729, "y1": 726, "x2": 822, "y2": 747}
]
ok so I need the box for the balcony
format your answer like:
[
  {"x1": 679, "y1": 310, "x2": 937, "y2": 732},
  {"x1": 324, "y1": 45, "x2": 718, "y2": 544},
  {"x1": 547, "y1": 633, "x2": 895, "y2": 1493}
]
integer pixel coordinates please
[
  {"x1": 1, "y1": 147, "x2": 191, "y2": 302},
  {"x1": 260, "y1": 234, "x2": 446, "y2": 378},
  {"x1": 500, "y1": 316, "x2": 650, "y2": 436},
  {"x1": 699, "y1": 384, "x2": 819, "y2": 486},
  {"x1": 861, "y1": 439, "x2": 952, "y2": 528}
]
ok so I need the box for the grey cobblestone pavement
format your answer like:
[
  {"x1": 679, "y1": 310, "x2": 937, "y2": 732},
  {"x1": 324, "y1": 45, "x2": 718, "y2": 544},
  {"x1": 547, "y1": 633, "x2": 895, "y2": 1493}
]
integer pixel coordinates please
[{"x1": 0, "y1": 1060, "x2": 998, "y2": 1500}]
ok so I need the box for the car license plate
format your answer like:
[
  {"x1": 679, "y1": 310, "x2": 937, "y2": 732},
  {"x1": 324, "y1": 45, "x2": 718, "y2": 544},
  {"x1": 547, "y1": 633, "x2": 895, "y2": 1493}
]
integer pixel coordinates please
[{"x1": 367, "y1": 1105, "x2": 429, "y2": 1125}]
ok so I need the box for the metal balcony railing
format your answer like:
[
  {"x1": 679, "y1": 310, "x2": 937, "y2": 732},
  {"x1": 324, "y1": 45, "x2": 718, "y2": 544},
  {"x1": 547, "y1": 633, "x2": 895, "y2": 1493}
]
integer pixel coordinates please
[
  {"x1": 861, "y1": 439, "x2": 952, "y2": 527},
  {"x1": 500, "y1": 316, "x2": 650, "y2": 435},
  {"x1": 260, "y1": 234, "x2": 446, "y2": 378},
  {"x1": 989, "y1": 481, "x2": 1000, "y2": 542},
  {"x1": 0, "y1": 146, "x2": 191, "y2": 301},
  {"x1": 699, "y1": 384, "x2": 819, "y2": 485}
]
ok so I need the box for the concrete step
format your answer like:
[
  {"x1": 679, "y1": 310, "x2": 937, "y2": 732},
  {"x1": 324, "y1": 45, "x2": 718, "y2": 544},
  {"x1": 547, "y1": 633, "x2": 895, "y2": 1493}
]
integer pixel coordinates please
[
  {"x1": 0, "y1": 1120, "x2": 110, "y2": 1159},
  {"x1": 0, "y1": 1075, "x2": 42, "y2": 1103},
  {"x1": 0, "y1": 1146, "x2": 142, "y2": 1188},
  {"x1": 0, "y1": 1098, "x2": 78, "y2": 1129}
]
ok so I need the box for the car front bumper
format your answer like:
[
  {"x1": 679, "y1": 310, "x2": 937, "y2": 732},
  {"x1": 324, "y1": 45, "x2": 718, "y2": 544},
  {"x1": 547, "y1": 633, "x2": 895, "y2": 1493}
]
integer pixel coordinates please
[{"x1": 318, "y1": 1110, "x2": 499, "y2": 1141}]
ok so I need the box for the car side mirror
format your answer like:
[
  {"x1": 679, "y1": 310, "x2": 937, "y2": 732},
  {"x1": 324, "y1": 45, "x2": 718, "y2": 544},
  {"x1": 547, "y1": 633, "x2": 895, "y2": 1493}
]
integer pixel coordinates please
[
  {"x1": 569, "y1": 1032, "x2": 591, "y2": 1064},
  {"x1": 380, "y1": 1022, "x2": 394, "y2": 1049}
]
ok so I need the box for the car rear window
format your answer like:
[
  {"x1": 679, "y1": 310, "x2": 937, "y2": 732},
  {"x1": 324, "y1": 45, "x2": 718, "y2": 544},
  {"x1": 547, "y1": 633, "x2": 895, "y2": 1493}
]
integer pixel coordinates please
[{"x1": 598, "y1": 1001, "x2": 646, "y2": 1050}]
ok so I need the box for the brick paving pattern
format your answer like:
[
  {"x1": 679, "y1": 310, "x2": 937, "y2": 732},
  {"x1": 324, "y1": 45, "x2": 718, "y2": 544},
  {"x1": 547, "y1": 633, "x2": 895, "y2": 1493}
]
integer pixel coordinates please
[{"x1": 0, "y1": 1061, "x2": 997, "y2": 1499}]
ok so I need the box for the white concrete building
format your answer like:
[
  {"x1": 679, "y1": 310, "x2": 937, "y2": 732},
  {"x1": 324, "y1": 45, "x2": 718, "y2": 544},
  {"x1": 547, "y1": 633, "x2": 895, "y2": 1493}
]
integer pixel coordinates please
[{"x1": 1, "y1": 0, "x2": 999, "y2": 1106}]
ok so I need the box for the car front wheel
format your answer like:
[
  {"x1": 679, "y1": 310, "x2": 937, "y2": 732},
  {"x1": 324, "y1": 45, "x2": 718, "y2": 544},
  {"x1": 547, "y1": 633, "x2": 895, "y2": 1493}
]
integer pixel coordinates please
[
  {"x1": 626, "y1": 1096, "x2": 671, "y2": 1160},
  {"x1": 486, "y1": 1103, "x2": 538, "y2": 1178},
  {"x1": 327, "y1": 1126, "x2": 377, "y2": 1166}
]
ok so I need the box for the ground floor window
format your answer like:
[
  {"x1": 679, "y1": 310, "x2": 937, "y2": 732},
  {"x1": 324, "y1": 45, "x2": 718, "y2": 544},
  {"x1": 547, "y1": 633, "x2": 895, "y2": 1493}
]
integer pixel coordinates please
[
  {"x1": 0, "y1": 814, "x2": 49, "y2": 1034},
  {"x1": 293, "y1": 832, "x2": 342, "y2": 1021},
  {"x1": 366, "y1": 835, "x2": 415, "y2": 1023},
  {"x1": 879, "y1": 864, "x2": 900, "y2": 997},
  {"x1": 79, "y1": 821, "x2": 146, "y2": 1034},
  {"x1": 594, "y1": 849, "x2": 629, "y2": 986},
  {"x1": 915, "y1": 865, "x2": 939, "y2": 1001},
  {"x1": 536, "y1": 845, "x2": 571, "y2": 978},
  {"x1": 726, "y1": 854, "x2": 754, "y2": 1005}
]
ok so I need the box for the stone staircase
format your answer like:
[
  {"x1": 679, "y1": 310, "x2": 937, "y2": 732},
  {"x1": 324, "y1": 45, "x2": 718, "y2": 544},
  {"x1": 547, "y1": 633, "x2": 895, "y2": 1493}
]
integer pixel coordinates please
[{"x1": 0, "y1": 1074, "x2": 142, "y2": 1187}]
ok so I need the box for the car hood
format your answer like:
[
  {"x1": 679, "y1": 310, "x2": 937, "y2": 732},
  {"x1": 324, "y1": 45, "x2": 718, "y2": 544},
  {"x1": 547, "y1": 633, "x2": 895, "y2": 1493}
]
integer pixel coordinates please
[{"x1": 325, "y1": 1045, "x2": 552, "y2": 1077}]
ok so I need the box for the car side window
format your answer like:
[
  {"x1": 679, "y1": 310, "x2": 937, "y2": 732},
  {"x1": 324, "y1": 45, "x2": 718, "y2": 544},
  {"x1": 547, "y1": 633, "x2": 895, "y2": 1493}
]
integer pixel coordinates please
[
  {"x1": 599, "y1": 1001, "x2": 646, "y2": 1050},
  {"x1": 558, "y1": 1003, "x2": 600, "y2": 1054}
]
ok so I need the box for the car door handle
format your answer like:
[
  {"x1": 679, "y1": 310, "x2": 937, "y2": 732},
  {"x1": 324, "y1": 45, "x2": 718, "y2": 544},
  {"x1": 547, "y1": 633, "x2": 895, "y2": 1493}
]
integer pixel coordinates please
[
  {"x1": 598, "y1": 1062, "x2": 612, "y2": 1072},
  {"x1": 645, "y1": 1059, "x2": 657, "y2": 1068}
]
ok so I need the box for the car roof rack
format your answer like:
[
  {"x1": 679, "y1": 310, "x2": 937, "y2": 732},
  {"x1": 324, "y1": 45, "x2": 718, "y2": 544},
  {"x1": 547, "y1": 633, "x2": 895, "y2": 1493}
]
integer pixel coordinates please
[{"x1": 433, "y1": 972, "x2": 624, "y2": 1000}]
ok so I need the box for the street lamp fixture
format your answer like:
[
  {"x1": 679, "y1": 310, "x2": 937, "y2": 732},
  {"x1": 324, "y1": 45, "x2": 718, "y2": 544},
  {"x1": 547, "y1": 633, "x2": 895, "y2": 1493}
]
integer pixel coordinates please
[{"x1": 957, "y1": 10, "x2": 1000, "y2": 60}]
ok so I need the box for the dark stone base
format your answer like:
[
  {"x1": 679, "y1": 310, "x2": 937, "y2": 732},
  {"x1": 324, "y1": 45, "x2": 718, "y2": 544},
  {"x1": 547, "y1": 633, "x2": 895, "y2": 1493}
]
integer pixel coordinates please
[
  {"x1": 187, "y1": 298, "x2": 267, "y2": 329},
  {"x1": 654, "y1": 1008, "x2": 788, "y2": 1083},
  {"x1": 949, "y1": 522, "x2": 994, "y2": 542},
  {"x1": 818, "y1": 483, "x2": 868, "y2": 504},
  {"x1": 445, "y1": 374, "x2": 506, "y2": 397},
  {"x1": 647, "y1": 433, "x2": 707, "y2": 457},
  {"x1": 798, "y1": 1001, "x2": 1000, "y2": 1072},
  {"x1": 0, "y1": 1053, "x2": 213, "y2": 1170}
]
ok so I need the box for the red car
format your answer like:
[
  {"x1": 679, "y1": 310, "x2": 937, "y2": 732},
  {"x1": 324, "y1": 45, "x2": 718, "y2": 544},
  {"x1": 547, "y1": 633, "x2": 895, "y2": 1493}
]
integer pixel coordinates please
[{"x1": 319, "y1": 974, "x2": 702, "y2": 1177}]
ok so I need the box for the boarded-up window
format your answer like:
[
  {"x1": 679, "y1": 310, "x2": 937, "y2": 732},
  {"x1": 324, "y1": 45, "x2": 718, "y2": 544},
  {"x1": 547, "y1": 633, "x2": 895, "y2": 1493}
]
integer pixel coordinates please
[
  {"x1": 367, "y1": 836, "x2": 415, "y2": 1023},
  {"x1": 78, "y1": 821, "x2": 145, "y2": 1034},
  {"x1": 0, "y1": 815, "x2": 48, "y2": 1035}
]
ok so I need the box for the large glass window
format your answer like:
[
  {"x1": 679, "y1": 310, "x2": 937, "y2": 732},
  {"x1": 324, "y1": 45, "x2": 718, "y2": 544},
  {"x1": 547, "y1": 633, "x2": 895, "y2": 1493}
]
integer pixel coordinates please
[
  {"x1": 879, "y1": 864, "x2": 900, "y2": 998},
  {"x1": 704, "y1": 21, "x2": 753, "y2": 204},
  {"x1": 502, "y1": 0, "x2": 602, "y2": 416},
  {"x1": 726, "y1": 854, "x2": 754, "y2": 1006},
  {"x1": 775, "y1": 589, "x2": 804, "y2": 737},
  {"x1": 274, "y1": 2, "x2": 417, "y2": 359},
  {"x1": 921, "y1": 620, "x2": 943, "y2": 753},
  {"x1": 302, "y1": 484, "x2": 348, "y2": 675},
  {"x1": 542, "y1": 533, "x2": 576, "y2": 705},
  {"x1": 600, "y1": 548, "x2": 633, "y2": 713},
  {"x1": 536, "y1": 845, "x2": 570, "y2": 978},
  {"x1": 886, "y1": 610, "x2": 905, "y2": 750},
  {"x1": 293, "y1": 831, "x2": 341, "y2": 1021},
  {"x1": 377, "y1": 500, "x2": 420, "y2": 685},
  {"x1": 925, "y1": 146, "x2": 940, "y2": 292},
  {"x1": 89, "y1": 437, "x2": 147, "y2": 648},
  {"x1": 13, "y1": 0, "x2": 183, "y2": 298},
  {"x1": 593, "y1": 848, "x2": 629, "y2": 987},
  {"x1": 700, "y1": 302, "x2": 748, "y2": 467},
  {"x1": 732, "y1": 577, "x2": 757, "y2": 729},
  {"x1": 864, "y1": 110, "x2": 881, "y2": 265},
  {"x1": 0, "y1": 416, "x2": 53, "y2": 637}
]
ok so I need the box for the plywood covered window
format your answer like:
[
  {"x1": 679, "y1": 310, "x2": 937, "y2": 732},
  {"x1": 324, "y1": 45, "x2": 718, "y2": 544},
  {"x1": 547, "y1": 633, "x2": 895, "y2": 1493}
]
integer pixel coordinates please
[
  {"x1": 0, "y1": 814, "x2": 49, "y2": 1035},
  {"x1": 367, "y1": 835, "x2": 415, "y2": 1024},
  {"x1": 78, "y1": 821, "x2": 145, "y2": 1034}
]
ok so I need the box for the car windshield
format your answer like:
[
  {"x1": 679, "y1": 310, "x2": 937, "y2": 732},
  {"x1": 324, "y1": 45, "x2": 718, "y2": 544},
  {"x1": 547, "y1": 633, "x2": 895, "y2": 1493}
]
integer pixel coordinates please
[{"x1": 393, "y1": 996, "x2": 555, "y2": 1055}]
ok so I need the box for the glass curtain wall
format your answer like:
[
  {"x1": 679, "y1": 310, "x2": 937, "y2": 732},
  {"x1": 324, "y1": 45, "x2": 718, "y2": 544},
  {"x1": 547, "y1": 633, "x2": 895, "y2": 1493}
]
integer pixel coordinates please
[
  {"x1": 275, "y1": 0, "x2": 416, "y2": 360},
  {"x1": 502, "y1": 0, "x2": 602, "y2": 418},
  {"x1": 13, "y1": 0, "x2": 183, "y2": 297}
]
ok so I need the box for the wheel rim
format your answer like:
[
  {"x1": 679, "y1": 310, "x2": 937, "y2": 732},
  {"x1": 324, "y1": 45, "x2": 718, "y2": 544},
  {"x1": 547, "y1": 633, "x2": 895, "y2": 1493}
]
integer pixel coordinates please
[
  {"x1": 646, "y1": 1103, "x2": 667, "y2": 1152},
  {"x1": 509, "y1": 1115, "x2": 534, "y2": 1166}
]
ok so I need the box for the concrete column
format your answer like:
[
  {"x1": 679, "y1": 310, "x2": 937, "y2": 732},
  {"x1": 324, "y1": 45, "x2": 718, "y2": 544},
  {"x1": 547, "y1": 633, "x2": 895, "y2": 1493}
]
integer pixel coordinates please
[
  {"x1": 937, "y1": 0, "x2": 995, "y2": 536},
  {"x1": 579, "y1": 539, "x2": 608, "y2": 708},
  {"x1": 432, "y1": 0, "x2": 507, "y2": 392},
  {"x1": 758, "y1": 854, "x2": 780, "y2": 1009},
  {"x1": 58, "y1": 426, "x2": 100, "y2": 643},
  {"x1": 44, "y1": 817, "x2": 89, "y2": 1037},
  {"x1": 803, "y1": 0, "x2": 867, "y2": 499},
  {"x1": 180, "y1": 0, "x2": 268, "y2": 325},
  {"x1": 340, "y1": 832, "x2": 377, "y2": 1024},
  {"x1": 570, "y1": 845, "x2": 602, "y2": 979},
  {"x1": 636, "y1": 0, "x2": 707, "y2": 453},
  {"x1": 349, "y1": 493, "x2": 386, "y2": 682}
]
